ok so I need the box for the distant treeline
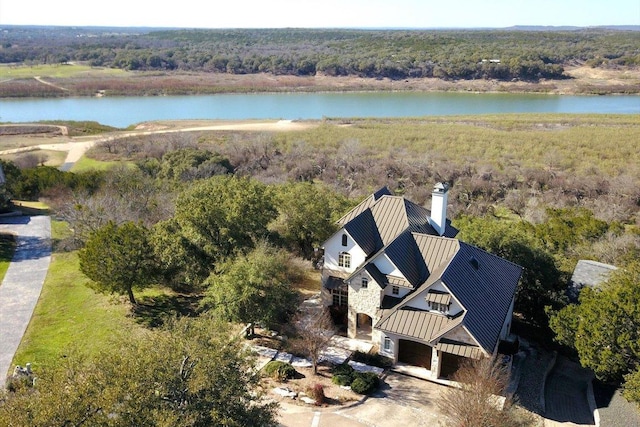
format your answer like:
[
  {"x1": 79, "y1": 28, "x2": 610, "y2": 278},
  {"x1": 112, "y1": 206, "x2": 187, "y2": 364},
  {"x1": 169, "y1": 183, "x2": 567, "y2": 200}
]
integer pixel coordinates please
[{"x1": 1, "y1": 27, "x2": 639, "y2": 81}]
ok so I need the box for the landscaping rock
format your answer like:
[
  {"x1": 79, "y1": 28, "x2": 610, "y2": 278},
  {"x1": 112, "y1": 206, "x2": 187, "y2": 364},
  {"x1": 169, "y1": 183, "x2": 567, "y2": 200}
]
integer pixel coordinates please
[{"x1": 348, "y1": 360, "x2": 384, "y2": 375}]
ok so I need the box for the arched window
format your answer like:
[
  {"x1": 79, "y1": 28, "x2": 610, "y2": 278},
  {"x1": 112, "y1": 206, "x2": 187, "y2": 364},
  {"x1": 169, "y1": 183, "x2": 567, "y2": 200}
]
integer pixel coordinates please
[
  {"x1": 338, "y1": 252, "x2": 351, "y2": 268},
  {"x1": 341, "y1": 234, "x2": 348, "y2": 246}
]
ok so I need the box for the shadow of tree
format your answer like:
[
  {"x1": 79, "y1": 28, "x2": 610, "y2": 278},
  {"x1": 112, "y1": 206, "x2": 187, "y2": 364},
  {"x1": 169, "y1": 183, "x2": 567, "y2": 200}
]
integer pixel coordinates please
[{"x1": 132, "y1": 294, "x2": 202, "y2": 328}]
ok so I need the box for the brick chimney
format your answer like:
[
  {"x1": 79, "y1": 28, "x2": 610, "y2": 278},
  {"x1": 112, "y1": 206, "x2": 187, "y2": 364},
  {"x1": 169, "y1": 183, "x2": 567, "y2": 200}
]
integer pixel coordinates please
[{"x1": 429, "y1": 182, "x2": 449, "y2": 236}]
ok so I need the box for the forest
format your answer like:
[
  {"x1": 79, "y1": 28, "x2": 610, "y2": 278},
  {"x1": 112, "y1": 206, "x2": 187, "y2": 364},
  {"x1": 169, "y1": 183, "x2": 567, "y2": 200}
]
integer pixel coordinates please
[{"x1": 1, "y1": 26, "x2": 639, "y2": 81}]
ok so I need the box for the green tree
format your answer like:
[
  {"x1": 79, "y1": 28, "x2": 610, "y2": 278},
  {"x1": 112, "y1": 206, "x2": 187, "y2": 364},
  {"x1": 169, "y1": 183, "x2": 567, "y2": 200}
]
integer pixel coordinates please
[
  {"x1": 455, "y1": 215, "x2": 565, "y2": 323},
  {"x1": 271, "y1": 182, "x2": 352, "y2": 259},
  {"x1": 159, "y1": 176, "x2": 277, "y2": 285},
  {"x1": 550, "y1": 262, "x2": 640, "y2": 386},
  {"x1": 0, "y1": 316, "x2": 278, "y2": 426},
  {"x1": 201, "y1": 243, "x2": 300, "y2": 331},
  {"x1": 79, "y1": 221, "x2": 157, "y2": 305},
  {"x1": 158, "y1": 148, "x2": 233, "y2": 181}
]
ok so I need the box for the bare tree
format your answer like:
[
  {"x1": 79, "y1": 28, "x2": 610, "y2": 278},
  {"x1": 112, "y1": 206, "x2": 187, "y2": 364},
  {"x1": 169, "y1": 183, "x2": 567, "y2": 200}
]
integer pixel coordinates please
[
  {"x1": 295, "y1": 309, "x2": 335, "y2": 375},
  {"x1": 437, "y1": 356, "x2": 528, "y2": 427}
]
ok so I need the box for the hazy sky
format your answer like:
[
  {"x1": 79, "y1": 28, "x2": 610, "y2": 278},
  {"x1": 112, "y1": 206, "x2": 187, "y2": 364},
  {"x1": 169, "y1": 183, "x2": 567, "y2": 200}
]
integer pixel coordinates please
[{"x1": 0, "y1": 0, "x2": 638, "y2": 28}]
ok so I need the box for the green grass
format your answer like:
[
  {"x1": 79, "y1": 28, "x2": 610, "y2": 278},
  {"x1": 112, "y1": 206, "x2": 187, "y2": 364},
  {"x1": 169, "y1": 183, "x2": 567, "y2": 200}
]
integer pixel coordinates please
[
  {"x1": 0, "y1": 63, "x2": 124, "y2": 79},
  {"x1": 11, "y1": 221, "x2": 135, "y2": 369},
  {"x1": 69, "y1": 156, "x2": 123, "y2": 172},
  {"x1": 0, "y1": 233, "x2": 17, "y2": 285}
]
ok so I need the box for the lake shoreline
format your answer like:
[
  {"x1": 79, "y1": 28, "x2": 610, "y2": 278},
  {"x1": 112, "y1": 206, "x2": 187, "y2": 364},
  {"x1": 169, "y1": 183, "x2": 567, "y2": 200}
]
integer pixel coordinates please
[{"x1": 1, "y1": 65, "x2": 639, "y2": 99}]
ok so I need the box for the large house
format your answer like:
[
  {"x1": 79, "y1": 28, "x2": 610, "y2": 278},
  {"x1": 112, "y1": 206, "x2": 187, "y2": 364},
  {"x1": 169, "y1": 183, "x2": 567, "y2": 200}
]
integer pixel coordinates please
[{"x1": 321, "y1": 184, "x2": 523, "y2": 379}]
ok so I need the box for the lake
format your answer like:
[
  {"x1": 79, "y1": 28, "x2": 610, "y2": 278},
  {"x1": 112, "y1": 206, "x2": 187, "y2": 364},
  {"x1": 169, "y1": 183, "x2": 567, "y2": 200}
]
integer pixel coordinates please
[{"x1": 1, "y1": 92, "x2": 638, "y2": 128}]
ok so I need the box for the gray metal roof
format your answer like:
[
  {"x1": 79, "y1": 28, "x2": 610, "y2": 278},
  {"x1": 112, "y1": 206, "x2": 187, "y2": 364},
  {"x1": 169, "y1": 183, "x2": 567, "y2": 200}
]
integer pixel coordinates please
[
  {"x1": 435, "y1": 339, "x2": 482, "y2": 359},
  {"x1": 337, "y1": 186, "x2": 392, "y2": 225},
  {"x1": 439, "y1": 243, "x2": 523, "y2": 353},
  {"x1": 376, "y1": 308, "x2": 453, "y2": 343},
  {"x1": 568, "y1": 260, "x2": 617, "y2": 302}
]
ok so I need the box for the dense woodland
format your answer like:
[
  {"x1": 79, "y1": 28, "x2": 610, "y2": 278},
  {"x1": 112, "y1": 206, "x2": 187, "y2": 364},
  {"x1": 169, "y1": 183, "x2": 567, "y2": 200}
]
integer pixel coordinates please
[{"x1": 1, "y1": 26, "x2": 639, "y2": 81}]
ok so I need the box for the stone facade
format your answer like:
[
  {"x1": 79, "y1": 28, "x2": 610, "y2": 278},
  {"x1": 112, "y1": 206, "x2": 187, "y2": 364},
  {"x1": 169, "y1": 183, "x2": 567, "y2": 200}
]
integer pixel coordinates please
[{"x1": 347, "y1": 272, "x2": 383, "y2": 341}]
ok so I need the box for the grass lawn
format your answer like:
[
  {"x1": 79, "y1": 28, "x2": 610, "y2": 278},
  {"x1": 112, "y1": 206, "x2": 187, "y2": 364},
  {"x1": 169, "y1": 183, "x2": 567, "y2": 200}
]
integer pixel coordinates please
[
  {"x1": 0, "y1": 233, "x2": 17, "y2": 285},
  {"x1": 69, "y1": 156, "x2": 122, "y2": 172},
  {"x1": 11, "y1": 221, "x2": 135, "y2": 369}
]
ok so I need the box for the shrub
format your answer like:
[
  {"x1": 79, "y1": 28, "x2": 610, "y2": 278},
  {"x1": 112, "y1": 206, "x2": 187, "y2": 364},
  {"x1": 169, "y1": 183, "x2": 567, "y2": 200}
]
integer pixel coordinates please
[
  {"x1": 307, "y1": 383, "x2": 325, "y2": 405},
  {"x1": 263, "y1": 361, "x2": 297, "y2": 381},
  {"x1": 351, "y1": 351, "x2": 393, "y2": 368},
  {"x1": 332, "y1": 363, "x2": 355, "y2": 377},
  {"x1": 350, "y1": 372, "x2": 380, "y2": 395},
  {"x1": 331, "y1": 374, "x2": 352, "y2": 386}
]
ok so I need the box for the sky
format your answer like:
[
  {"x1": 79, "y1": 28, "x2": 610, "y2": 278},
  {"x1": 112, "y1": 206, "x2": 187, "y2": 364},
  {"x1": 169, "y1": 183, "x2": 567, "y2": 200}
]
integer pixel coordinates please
[{"x1": 0, "y1": 0, "x2": 639, "y2": 29}]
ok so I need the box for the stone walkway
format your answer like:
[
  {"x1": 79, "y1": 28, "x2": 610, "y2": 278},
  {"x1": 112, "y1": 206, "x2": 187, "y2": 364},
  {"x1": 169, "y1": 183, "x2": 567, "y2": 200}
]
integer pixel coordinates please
[{"x1": 0, "y1": 215, "x2": 51, "y2": 388}]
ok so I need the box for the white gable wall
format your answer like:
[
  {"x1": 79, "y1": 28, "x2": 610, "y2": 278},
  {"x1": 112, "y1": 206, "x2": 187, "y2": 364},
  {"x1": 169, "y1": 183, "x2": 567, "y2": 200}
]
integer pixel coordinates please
[
  {"x1": 404, "y1": 282, "x2": 463, "y2": 316},
  {"x1": 323, "y1": 229, "x2": 366, "y2": 273},
  {"x1": 372, "y1": 254, "x2": 402, "y2": 276}
]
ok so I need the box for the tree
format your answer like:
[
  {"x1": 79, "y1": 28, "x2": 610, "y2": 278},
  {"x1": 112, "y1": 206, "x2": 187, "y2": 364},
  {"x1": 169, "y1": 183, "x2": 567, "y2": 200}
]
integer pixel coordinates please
[
  {"x1": 173, "y1": 175, "x2": 277, "y2": 262},
  {"x1": 79, "y1": 221, "x2": 157, "y2": 305},
  {"x1": 549, "y1": 262, "x2": 640, "y2": 385},
  {"x1": 270, "y1": 182, "x2": 352, "y2": 259},
  {"x1": 201, "y1": 243, "x2": 300, "y2": 332},
  {"x1": 0, "y1": 316, "x2": 278, "y2": 426},
  {"x1": 294, "y1": 309, "x2": 335, "y2": 374},
  {"x1": 437, "y1": 357, "x2": 529, "y2": 427},
  {"x1": 455, "y1": 215, "x2": 566, "y2": 323}
]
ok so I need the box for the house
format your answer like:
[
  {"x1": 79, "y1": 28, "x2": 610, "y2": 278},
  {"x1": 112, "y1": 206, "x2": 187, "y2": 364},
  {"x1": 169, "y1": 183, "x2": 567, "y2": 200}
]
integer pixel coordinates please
[
  {"x1": 320, "y1": 183, "x2": 523, "y2": 379},
  {"x1": 567, "y1": 259, "x2": 617, "y2": 303}
]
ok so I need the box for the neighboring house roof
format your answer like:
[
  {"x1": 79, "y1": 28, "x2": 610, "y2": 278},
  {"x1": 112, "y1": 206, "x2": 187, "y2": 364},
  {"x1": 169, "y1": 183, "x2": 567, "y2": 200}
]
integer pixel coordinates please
[
  {"x1": 568, "y1": 259, "x2": 618, "y2": 302},
  {"x1": 329, "y1": 187, "x2": 523, "y2": 356}
]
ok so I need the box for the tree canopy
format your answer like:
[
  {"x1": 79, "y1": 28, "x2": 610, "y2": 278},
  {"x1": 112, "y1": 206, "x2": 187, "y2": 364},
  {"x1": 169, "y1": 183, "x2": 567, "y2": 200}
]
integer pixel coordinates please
[
  {"x1": 0, "y1": 316, "x2": 278, "y2": 426},
  {"x1": 270, "y1": 182, "x2": 353, "y2": 259},
  {"x1": 201, "y1": 243, "x2": 301, "y2": 330},
  {"x1": 454, "y1": 215, "x2": 566, "y2": 322},
  {"x1": 79, "y1": 221, "x2": 157, "y2": 305},
  {"x1": 549, "y1": 261, "x2": 640, "y2": 404}
]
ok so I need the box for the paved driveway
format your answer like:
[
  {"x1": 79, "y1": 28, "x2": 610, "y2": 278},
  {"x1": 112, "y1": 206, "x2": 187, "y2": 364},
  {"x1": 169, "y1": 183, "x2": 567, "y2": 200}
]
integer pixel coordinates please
[
  {"x1": 544, "y1": 355, "x2": 595, "y2": 426},
  {"x1": 277, "y1": 372, "x2": 446, "y2": 427},
  {"x1": 0, "y1": 215, "x2": 51, "y2": 387}
]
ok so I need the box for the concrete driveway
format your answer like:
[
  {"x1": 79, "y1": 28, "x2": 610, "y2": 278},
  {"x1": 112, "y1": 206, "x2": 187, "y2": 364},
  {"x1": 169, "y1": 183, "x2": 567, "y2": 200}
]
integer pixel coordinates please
[
  {"x1": 0, "y1": 215, "x2": 51, "y2": 387},
  {"x1": 277, "y1": 372, "x2": 447, "y2": 427}
]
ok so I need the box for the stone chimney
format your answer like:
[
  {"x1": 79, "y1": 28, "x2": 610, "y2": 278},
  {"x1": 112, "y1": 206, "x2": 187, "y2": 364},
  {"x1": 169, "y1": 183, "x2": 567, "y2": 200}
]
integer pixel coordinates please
[{"x1": 429, "y1": 182, "x2": 449, "y2": 236}]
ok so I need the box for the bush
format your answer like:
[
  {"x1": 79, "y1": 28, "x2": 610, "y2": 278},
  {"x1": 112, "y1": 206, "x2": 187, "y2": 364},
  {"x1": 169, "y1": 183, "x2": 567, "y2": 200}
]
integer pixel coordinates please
[
  {"x1": 350, "y1": 372, "x2": 380, "y2": 395},
  {"x1": 307, "y1": 383, "x2": 325, "y2": 405},
  {"x1": 331, "y1": 374, "x2": 352, "y2": 386},
  {"x1": 263, "y1": 360, "x2": 297, "y2": 381},
  {"x1": 351, "y1": 351, "x2": 394, "y2": 368},
  {"x1": 332, "y1": 363, "x2": 355, "y2": 377}
]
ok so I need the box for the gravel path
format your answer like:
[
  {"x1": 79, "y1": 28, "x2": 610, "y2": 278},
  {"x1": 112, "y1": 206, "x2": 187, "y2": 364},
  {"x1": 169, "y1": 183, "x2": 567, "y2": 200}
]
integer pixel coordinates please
[
  {"x1": 0, "y1": 215, "x2": 51, "y2": 388},
  {"x1": 515, "y1": 341, "x2": 554, "y2": 415}
]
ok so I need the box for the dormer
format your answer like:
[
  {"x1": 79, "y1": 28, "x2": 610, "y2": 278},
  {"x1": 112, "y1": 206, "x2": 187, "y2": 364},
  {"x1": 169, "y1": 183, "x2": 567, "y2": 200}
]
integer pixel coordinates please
[{"x1": 426, "y1": 290, "x2": 452, "y2": 315}]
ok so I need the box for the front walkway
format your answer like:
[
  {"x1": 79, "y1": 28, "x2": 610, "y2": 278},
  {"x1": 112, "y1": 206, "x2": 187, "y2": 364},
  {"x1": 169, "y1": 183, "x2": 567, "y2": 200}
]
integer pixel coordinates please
[{"x1": 0, "y1": 215, "x2": 51, "y2": 388}]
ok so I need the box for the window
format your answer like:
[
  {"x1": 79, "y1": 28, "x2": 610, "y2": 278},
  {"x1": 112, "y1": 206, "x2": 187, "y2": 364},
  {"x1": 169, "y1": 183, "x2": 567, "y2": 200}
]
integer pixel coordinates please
[
  {"x1": 341, "y1": 234, "x2": 348, "y2": 247},
  {"x1": 331, "y1": 288, "x2": 348, "y2": 306},
  {"x1": 361, "y1": 277, "x2": 368, "y2": 289},
  {"x1": 338, "y1": 252, "x2": 351, "y2": 268},
  {"x1": 384, "y1": 337, "x2": 391, "y2": 351},
  {"x1": 392, "y1": 286, "x2": 399, "y2": 295},
  {"x1": 430, "y1": 302, "x2": 449, "y2": 313}
]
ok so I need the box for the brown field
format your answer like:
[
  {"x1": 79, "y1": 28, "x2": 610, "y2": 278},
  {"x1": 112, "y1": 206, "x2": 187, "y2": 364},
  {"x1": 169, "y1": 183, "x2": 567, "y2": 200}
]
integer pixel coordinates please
[{"x1": 1, "y1": 66, "x2": 638, "y2": 98}]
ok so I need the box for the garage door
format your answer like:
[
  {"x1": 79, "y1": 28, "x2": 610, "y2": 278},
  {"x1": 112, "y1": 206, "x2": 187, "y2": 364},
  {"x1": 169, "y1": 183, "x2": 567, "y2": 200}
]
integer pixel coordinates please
[
  {"x1": 440, "y1": 352, "x2": 467, "y2": 379},
  {"x1": 398, "y1": 339, "x2": 432, "y2": 369}
]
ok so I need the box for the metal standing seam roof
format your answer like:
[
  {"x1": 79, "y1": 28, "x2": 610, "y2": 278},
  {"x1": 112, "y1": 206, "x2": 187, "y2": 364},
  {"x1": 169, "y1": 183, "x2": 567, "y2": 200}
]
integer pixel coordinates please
[
  {"x1": 375, "y1": 308, "x2": 454, "y2": 344},
  {"x1": 435, "y1": 339, "x2": 483, "y2": 359},
  {"x1": 426, "y1": 291, "x2": 452, "y2": 305},
  {"x1": 337, "y1": 186, "x2": 392, "y2": 225},
  {"x1": 439, "y1": 243, "x2": 523, "y2": 353}
]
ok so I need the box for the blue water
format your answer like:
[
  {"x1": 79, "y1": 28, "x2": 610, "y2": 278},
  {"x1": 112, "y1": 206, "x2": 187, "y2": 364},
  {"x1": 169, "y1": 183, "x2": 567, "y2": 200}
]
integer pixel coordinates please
[{"x1": 1, "y1": 92, "x2": 638, "y2": 128}]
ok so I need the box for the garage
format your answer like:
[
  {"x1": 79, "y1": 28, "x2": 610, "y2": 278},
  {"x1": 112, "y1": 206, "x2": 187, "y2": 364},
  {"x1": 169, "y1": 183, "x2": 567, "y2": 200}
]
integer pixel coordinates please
[
  {"x1": 398, "y1": 339, "x2": 432, "y2": 369},
  {"x1": 440, "y1": 351, "x2": 467, "y2": 379}
]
